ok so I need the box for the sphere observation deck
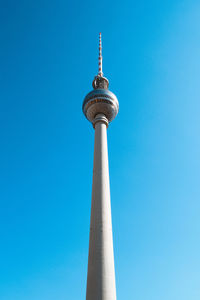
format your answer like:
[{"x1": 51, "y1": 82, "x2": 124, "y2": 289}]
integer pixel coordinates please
[{"x1": 82, "y1": 75, "x2": 119, "y2": 125}]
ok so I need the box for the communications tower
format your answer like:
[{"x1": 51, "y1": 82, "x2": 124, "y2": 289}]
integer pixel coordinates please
[{"x1": 83, "y1": 33, "x2": 119, "y2": 300}]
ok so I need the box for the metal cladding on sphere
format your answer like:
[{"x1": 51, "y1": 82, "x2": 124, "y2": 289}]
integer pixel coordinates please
[{"x1": 82, "y1": 83, "x2": 119, "y2": 125}]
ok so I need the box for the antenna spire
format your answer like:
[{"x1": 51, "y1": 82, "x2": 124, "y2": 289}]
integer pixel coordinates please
[
  {"x1": 92, "y1": 33, "x2": 109, "y2": 89},
  {"x1": 98, "y1": 32, "x2": 103, "y2": 77}
]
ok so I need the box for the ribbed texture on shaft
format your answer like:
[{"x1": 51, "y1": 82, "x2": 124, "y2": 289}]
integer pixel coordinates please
[{"x1": 86, "y1": 116, "x2": 116, "y2": 300}]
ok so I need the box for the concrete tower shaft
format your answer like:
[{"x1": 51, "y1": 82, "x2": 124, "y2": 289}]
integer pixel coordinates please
[{"x1": 86, "y1": 114, "x2": 116, "y2": 300}]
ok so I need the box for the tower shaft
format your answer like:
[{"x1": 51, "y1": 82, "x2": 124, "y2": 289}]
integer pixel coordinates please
[{"x1": 86, "y1": 114, "x2": 116, "y2": 300}]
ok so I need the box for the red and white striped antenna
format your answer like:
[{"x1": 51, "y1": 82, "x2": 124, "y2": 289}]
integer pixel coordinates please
[{"x1": 98, "y1": 32, "x2": 103, "y2": 77}]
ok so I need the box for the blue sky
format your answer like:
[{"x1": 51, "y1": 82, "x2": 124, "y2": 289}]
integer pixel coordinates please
[{"x1": 0, "y1": 0, "x2": 200, "y2": 299}]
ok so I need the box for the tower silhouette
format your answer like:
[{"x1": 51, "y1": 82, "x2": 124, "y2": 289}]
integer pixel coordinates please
[{"x1": 83, "y1": 33, "x2": 119, "y2": 300}]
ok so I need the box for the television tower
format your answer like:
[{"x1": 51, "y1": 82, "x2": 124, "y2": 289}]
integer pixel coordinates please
[{"x1": 82, "y1": 33, "x2": 119, "y2": 300}]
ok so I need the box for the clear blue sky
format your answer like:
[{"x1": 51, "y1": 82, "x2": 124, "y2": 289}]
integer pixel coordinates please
[{"x1": 0, "y1": 0, "x2": 200, "y2": 299}]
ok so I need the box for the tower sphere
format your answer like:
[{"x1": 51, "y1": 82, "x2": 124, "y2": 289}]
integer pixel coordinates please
[{"x1": 82, "y1": 76, "x2": 119, "y2": 125}]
